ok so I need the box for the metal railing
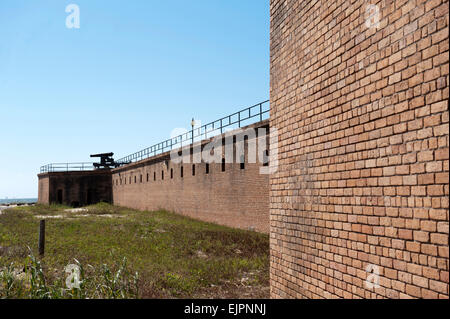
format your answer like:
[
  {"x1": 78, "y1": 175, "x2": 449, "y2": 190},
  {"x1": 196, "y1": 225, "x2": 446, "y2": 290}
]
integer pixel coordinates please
[
  {"x1": 116, "y1": 100, "x2": 270, "y2": 164},
  {"x1": 40, "y1": 162, "x2": 95, "y2": 173},
  {"x1": 39, "y1": 100, "x2": 270, "y2": 172}
]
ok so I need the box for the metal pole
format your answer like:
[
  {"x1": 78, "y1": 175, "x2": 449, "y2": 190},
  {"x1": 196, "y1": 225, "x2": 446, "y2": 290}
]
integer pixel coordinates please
[
  {"x1": 191, "y1": 118, "x2": 195, "y2": 145},
  {"x1": 39, "y1": 219, "x2": 45, "y2": 256}
]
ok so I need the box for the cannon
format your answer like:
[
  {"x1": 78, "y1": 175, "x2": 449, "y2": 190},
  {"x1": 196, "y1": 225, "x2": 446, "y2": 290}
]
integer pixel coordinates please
[{"x1": 90, "y1": 152, "x2": 129, "y2": 169}]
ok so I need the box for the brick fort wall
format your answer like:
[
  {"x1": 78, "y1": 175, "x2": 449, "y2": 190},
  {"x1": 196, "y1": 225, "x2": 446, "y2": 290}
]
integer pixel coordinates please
[
  {"x1": 270, "y1": 0, "x2": 449, "y2": 298},
  {"x1": 38, "y1": 170, "x2": 113, "y2": 207},
  {"x1": 112, "y1": 120, "x2": 271, "y2": 233}
]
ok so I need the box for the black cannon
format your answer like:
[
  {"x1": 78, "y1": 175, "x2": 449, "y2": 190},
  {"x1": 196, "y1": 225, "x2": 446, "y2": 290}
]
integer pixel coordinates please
[
  {"x1": 90, "y1": 152, "x2": 129, "y2": 169},
  {"x1": 91, "y1": 152, "x2": 114, "y2": 169}
]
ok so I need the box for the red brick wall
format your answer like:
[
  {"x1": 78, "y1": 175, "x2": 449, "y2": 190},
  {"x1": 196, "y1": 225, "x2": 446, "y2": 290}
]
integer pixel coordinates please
[
  {"x1": 112, "y1": 121, "x2": 270, "y2": 233},
  {"x1": 270, "y1": 0, "x2": 449, "y2": 298},
  {"x1": 38, "y1": 171, "x2": 113, "y2": 207},
  {"x1": 38, "y1": 174, "x2": 50, "y2": 204}
]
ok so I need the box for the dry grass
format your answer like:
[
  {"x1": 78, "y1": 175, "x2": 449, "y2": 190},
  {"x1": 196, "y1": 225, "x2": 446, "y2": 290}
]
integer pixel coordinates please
[{"x1": 0, "y1": 203, "x2": 269, "y2": 299}]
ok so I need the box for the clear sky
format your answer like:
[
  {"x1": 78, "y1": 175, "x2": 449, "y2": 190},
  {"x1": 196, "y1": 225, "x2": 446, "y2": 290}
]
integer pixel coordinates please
[{"x1": 0, "y1": 0, "x2": 269, "y2": 198}]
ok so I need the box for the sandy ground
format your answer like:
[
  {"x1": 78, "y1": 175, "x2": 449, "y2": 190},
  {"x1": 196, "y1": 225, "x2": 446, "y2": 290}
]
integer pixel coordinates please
[
  {"x1": 0, "y1": 204, "x2": 34, "y2": 214},
  {"x1": 0, "y1": 205, "x2": 12, "y2": 214},
  {"x1": 32, "y1": 208, "x2": 127, "y2": 219}
]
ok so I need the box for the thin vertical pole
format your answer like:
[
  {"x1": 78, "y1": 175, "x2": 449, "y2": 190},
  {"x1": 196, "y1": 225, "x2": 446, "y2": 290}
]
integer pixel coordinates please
[{"x1": 39, "y1": 220, "x2": 45, "y2": 256}]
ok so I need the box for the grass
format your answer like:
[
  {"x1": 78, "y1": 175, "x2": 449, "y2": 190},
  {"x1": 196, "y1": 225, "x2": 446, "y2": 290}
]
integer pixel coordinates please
[{"x1": 0, "y1": 203, "x2": 269, "y2": 299}]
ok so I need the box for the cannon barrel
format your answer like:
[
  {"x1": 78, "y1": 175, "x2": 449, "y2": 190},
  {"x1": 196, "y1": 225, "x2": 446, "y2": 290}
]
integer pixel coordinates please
[{"x1": 90, "y1": 152, "x2": 114, "y2": 158}]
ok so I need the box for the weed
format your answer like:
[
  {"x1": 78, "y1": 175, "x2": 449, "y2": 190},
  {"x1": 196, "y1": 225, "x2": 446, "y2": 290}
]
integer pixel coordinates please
[{"x1": 0, "y1": 203, "x2": 269, "y2": 298}]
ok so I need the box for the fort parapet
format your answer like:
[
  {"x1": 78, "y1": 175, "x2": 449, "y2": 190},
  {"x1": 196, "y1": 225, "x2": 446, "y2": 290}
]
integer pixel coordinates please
[
  {"x1": 38, "y1": 102, "x2": 271, "y2": 233},
  {"x1": 112, "y1": 119, "x2": 270, "y2": 233},
  {"x1": 38, "y1": 169, "x2": 112, "y2": 207}
]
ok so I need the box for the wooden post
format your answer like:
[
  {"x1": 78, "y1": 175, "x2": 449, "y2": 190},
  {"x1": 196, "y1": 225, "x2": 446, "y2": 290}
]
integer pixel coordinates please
[{"x1": 39, "y1": 219, "x2": 45, "y2": 256}]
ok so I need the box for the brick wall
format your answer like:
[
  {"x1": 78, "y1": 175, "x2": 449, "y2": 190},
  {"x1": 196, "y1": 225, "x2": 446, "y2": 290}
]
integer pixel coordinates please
[
  {"x1": 38, "y1": 171, "x2": 113, "y2": 207},
  {"x1": 112, "y1": 121, "x2": 270, "y2": 233},
  {"x1": 38, "y1": 174, "x2": 50, "y2": 204},
  {"x1": 270, "y1": 0, "x2": 449, "y2": 298}
]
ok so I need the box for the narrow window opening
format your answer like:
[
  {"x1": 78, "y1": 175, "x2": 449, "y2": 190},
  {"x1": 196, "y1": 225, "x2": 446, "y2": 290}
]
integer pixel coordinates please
[
  {"x1": 154, "y1": 172, "x2": 156, "y2": 181},
  {"x1": 221, "y1": 158, "x2": 225, "y2": 172},
  {"x1": 162, "y1": 170, "x2": 164, "y2": 180},
  {"x1": 147, "y1": 173, "x2": 149, "y2": 182},
  {"x1": 263, "y1": 150, "x2": 269, "y2": 167},
  {"x1": 181, "y1": 166, "x2": 184, "y2": 178},
  {"x1": 192, "y1": 164, "x2": 195, "y2": 176},
  {"x1": 240, "y1": 136, "x2": 248, "y2": 170},
  {"x1": 140, "y1": 175, "x2": 142, "y2": 183},
  {"x1": 134, "y1": 176, "x2": 137, "y2": 183},
  {"x1": 171, "y1": 168, "x2": 173, "y2": 179},
  {"x1": 206, "y1": 163, "x2": 210, "y2": 174},
  {"x1": 57, "y1": 189, "x2": 63, "y2": 204},
  {"x1": 87, "y1": 189, "x2": 93, "y2": 205}
]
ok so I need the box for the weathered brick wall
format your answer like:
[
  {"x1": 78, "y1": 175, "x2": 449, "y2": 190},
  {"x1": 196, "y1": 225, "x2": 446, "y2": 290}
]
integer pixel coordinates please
[
  {"x1": 270, "y1": 0, "x2": 449, "y2": 298},
  {"x1": 112, "y1": 121, "x2": 270, "y2": 233},
  {"x1": 38, "y1": 174, "x2": 50, "y2": 204},
  {"x1": 38, "y1": 171, "x2": 113, "y2": 207}
]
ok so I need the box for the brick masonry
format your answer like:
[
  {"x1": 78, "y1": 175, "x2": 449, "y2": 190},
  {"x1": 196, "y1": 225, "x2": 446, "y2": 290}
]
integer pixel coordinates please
[
  {"x1": 270, "y1": 0, "x2": 449, "y2": 298},
  {"x1": 112, "y1": 120, "x2": 270, "y2": 233},
  {"x1": 38, "y1": 170, "x2": 113, "y2": 207},
  {"x1": 37, "y1": 121, "x2": 270, "y2": 232}
]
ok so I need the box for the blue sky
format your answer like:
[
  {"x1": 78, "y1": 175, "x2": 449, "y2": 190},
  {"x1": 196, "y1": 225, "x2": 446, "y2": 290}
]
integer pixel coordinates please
[{"x1": 0, "y1": 0, "x2": 269, "y2": 198}]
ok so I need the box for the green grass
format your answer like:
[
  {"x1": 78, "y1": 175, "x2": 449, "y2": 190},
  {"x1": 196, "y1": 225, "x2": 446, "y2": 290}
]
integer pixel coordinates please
[{"x1": 0, "y1": 203, "x2": 269, "y2": 298}]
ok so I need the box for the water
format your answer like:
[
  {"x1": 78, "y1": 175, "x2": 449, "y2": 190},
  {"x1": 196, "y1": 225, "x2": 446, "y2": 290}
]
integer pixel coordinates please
[
  {"x1": 0, "y1": 198, "x2": 36, "y2": 214},
  {"x1": 0, "y1": 198, "x2": 37, "y2": 205}
]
